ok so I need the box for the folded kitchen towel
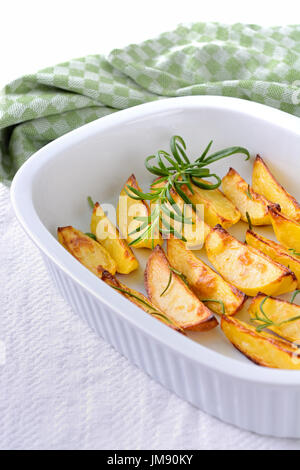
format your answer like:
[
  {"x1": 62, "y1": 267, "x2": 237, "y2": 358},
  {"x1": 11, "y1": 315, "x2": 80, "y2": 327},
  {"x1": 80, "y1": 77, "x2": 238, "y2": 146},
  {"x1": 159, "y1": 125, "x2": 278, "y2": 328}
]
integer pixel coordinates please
[{"x1": 1, "y1": 22, "x2": 300, "y2": 184}]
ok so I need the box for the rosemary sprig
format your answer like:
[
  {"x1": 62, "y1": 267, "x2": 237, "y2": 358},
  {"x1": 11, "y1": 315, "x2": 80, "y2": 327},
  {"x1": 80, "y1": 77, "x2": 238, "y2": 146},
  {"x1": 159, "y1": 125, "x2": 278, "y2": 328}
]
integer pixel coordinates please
[
  {"x1": 87, "y1": 196, "x2": 95, "y2": 210},
  {"x1": 110, "y1": 284, "x2": 181, "y2": 330},
  {"x1": 289, "y1": 248, "x2": 300, "y2": 257},
  {"x1": 85, "y1": 232, "x2": 97, "y2": 241},
  {"x1": 202, "y1": 299, "x2": 225, "y2": 315},
  {"x1": 252, "y1": 296, "x2": 300, "y2": 332},
  {"x1": 127, "y1": 135, "x2": 250, "y2": 246},
  {"x1": 245, "y1": 211, "x2": 253, "y2": 230},
  {"x1": 160, "y1": 267, "x2": 189, "y2": 296}
]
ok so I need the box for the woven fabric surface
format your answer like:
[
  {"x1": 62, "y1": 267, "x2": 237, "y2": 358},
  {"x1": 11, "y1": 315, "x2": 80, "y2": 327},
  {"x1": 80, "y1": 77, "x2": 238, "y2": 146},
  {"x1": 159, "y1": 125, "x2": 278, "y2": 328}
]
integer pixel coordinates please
[
  {"x1": 1, "y1": 22, "x2": 300, "y2": 184},
  {"x1": 0, "y1": 185, "x2": 299, "y2": 449}
]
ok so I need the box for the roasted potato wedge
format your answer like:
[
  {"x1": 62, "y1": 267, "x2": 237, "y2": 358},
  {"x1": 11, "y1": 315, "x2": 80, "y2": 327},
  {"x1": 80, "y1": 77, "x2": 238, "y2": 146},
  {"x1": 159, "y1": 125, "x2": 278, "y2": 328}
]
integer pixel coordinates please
[
  {"x1": 91, "y1": 202, "x2": 138, "y2": 274},
  {"x1": 222, "y1": 168, "x2": 279, "y2": 225},
  {"x1": 221, "y1": 315, "x2": 300, "y2": 369},
  {"x1": 152, "y1": 179, "x2": 211, "y2": 249},
  {"x1": 145, "y1": 245, "x2": 218, "y2": 331},
  {"x1": 167, "y1": 237, "x2": 246, "y2": 315},
  {"x1": 249, "y1": 293, "x2": 300, "y2": 343},
  {"x1": 269, "y1": 206, "x2": 300, "y2": 252},
  {"x1": 205, "y1": 225, "x2": 297, "y2": 296},
  {"x1": 57, "y1": 226, "x2": 117, "y2": 275},
  {"x1": 117, "y1": 174, "x2": 162, "y2": 249},
  {"x1": 181, "y1": 178, "x2": 241, "y2": 229},
  {"x1": 99, "y1": 268, "x2": 183, "y2": 332},
  {"x1": 253, "y1": 155, "x2": 300, "y2": 222},
  {"x1": 246, "y1": 230, "x2": 300, "y2": 287}
]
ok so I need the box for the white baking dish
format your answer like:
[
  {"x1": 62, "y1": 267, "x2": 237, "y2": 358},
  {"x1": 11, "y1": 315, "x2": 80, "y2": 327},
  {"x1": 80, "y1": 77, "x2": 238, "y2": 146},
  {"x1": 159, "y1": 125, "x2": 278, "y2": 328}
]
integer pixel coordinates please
[{"x1": 11, "y1": 96, "x2": 300, "y2": 438}]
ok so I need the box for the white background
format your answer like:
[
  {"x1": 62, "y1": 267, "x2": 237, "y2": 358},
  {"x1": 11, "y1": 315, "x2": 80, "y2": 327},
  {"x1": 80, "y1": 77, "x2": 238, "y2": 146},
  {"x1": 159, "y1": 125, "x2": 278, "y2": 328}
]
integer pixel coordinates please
[
  {"x1": 1, "y1": 0, "x2": 300, "y2": 450},
  {"x1": 1, "y1": 0, "x2": 300, "y2": 86}
]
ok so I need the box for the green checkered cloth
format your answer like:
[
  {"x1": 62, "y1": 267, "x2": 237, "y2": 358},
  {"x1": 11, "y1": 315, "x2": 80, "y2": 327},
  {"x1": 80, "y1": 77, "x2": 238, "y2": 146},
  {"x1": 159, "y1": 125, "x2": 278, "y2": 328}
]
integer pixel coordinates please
[{"x1": 1, "y1": 22, "x2": 300, "y2": 184}]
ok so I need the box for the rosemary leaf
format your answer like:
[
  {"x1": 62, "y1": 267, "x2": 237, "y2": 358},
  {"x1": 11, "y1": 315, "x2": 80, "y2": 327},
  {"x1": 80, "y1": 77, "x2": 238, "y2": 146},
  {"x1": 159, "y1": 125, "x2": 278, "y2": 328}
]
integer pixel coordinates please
[
  {"x1": 202, "y1": 299, "x2": 225, "y2": 315},
  {"x1": 160, "y1": 270, "x2": 173, "y2": 296},
  {"x1": 85, "y1": 232, "x2": 97, "y2": 241},
  {"x1": 291, "y1": 290, "x2": 300, "y2": 304},
  {"x1": 170, "y1": 267, "x2": 189, "y2": 287},
  {"x1": 289, "y1": 248, "x2": 300, "y2": 257},
  {"x1": 87, "y1": 196, "x2": 95, "y2": 209},
  {"x1": 245, "y1": 185, "x2": 253, "y2": 200},
  {"x1": 160, "y1": 266, "x2": 189, "y2": 297},
  {"x1": 201, "y1": 146, "x2": 250, "y2": 165},
  {"x1": 196, "y1": 140, "x2": 213, "y2": 162},
  {"x1": 191, "y1": 174, "x2": 222, "y2": 190},
  {"x1": 245, "y1": 211, "x2": 253, "y2": 230}
]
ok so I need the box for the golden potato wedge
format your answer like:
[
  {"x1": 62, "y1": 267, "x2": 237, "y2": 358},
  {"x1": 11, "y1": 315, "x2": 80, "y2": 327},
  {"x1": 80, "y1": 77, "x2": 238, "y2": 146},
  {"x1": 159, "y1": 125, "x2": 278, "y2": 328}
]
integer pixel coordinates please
[
  {"x1": 221, "y1": 315, "x2": 300, "y2": 369},
  {"x1": 253, "y1": 155, "x2": 300, "y2": 222},
  {"x1": 246, "y1": 230, "x2": 300, "y2": 287},
  {"x1": 152, "y1": 179, "x2": 211, "y2": 249},
  {"x1": 167, "y1": 237, "x2": 246, "y2": 315},
  {"x1": 57, "y1": 226, "x2": 117, "y2": 275},
  {"x1": 269, "y1": 206, "x2": 300, "y2": 252},
  {"x1": 249, "y1": 293, "x2": 300, "y2": 343},
  {"x1": 91, "y1": 202, "x2": 138, "y2": 274},
  {"x1": 205, "y1": 225, "x2": 297, "y2": 296},
  {"x1": 180, "y1": 178, "x2": 241, "y2": 229},
  {"x1": 98, "y1": 268, "x2": 183, "y2": 332},
  {"x1": 145, "y1": 245, "x2": 218, "y2": 331},
  {"x1": 222, "y1": 168, "x2": 279, "y2": 225},
  {"x1": 117, "y1": 174, "x2": 162, "y2": 249}
]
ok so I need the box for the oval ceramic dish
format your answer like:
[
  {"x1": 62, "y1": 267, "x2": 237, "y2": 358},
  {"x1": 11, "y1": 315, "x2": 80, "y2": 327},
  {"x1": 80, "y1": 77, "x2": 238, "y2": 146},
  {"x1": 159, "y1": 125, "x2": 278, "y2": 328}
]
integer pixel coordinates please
[{"x1": 11, "y1": 96, "x2": 300, "y2": 438}]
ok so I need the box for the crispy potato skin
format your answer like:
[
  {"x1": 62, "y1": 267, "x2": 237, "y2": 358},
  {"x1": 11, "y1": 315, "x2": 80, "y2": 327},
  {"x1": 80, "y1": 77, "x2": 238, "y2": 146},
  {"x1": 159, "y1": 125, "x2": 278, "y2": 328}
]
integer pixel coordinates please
[
  {"x1": 57, "y1": 226, "x2": 117, "y2": 275},
  {"x1": 91, "y1": 202, "x2": 138, "y2": 274},
  {"x1": 117, "y1": 174, "x2": 162, "y2": 249},
  {"x1": 205, "y1": 225, "x2": 297, "y2": 296},
  {"x1": 269, "y1": 206, "x2": 300, "y2": 252},
  {"x1": 253, "y1": 155, "x2": 300, "y2": 222},
  {"x1": 246, "y1": 230, "x2": 300, "y2": 287},
  {"x1": 180, "y1": 178, "x2": 241, "y2": 229},
  {"x1": 221, "y1": 315, "x2": 300, "y2": 369},
  {"x1": 222, "y1": 168, "x2": 279, "y2": 225},
  {"x1": 152, "y1": 179, "x2": 211, "y2": 249},
  {"x1": 145, "y1": 245, "x2": 218, "y2": 331},
  {"x1": 249, "y1": 293, "x2": 300, "y2": 343},
  {"x1": 99, "y1": 268, "x2": 183, "y2": 332},
  {"x1": 167, "y1": 237, "x2": 246, "y2": 315}
]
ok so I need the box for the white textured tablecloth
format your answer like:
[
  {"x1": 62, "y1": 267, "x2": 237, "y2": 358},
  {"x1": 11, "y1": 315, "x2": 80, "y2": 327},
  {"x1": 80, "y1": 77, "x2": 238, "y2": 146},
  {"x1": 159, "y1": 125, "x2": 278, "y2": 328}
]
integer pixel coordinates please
[{"x1": 1, "y1": 184, "x2": 299, "y2": 450}]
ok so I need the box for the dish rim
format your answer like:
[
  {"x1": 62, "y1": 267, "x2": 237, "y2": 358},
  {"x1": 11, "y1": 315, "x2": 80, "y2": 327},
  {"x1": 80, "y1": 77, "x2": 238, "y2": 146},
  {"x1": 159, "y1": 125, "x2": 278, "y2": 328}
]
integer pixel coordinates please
[{"x1": 10, "y1": 95, "x2": 300, "y2": 386}]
